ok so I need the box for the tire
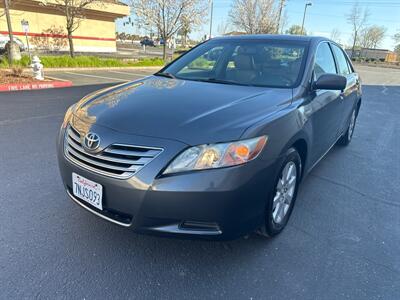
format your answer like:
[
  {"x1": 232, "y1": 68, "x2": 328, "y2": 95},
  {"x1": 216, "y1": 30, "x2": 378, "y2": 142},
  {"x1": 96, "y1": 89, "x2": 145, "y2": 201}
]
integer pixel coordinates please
[
  {"x1": 337, "y1": 107, "x2": 357, "y2": 146},
  {"x1": 257, "y1": 148, "x2": 302, "y2": 238}
]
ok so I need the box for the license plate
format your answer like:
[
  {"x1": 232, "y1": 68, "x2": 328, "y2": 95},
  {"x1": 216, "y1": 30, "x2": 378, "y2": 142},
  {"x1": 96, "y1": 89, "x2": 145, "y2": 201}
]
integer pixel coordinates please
[{"x1": 72, "y1": 173, "x2": 103, "y2": 210}]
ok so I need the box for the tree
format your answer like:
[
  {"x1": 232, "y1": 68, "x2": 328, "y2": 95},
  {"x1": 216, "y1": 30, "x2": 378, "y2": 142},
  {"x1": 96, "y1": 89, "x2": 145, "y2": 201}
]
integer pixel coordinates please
[
  {"x1": 2, "y1": 0, "x2": 21, "y2": 63},
  {"x1": 31, "y1": 26, "x2": 68, "y2": 51},
  {"x1": 394, "y1": 31, "x2": 400, "y2": 61},
  {"x1": 330, "y1": 28, "x2": 341, "y2": 43},
  {"x1": 39, "y1": 0, "x2": 105, "y2": 57},
  {"x1": 393, "y1": 31, "x2": 400, "y2": 44},
  {"x1": 131, "y1": 0, "x2": 207, "y2": 60},
  {"x1": 217, "y1": 19, "x2": 231, "y2": 36},
  {"x1": 177, "y1": 17, "x2": 191, "y2": 48},
  {"x1": 395, "y1": 45, "x2": 400, "y2": 61},
  {"x1": 285, "y1": 24, "x2": 306, "y2": 36},
  {"x1": 347, "y1": 3, "x2": 369, "y2": 58},
  {"x1": 360, "y1": 25, "x2": 386, "y2": 49},
  {"x1": 228, "y1": 0, "x2": 279, "y2": 34},
  {"x1": 178, "y1": 6, "x2": 205, "y2": 48}
]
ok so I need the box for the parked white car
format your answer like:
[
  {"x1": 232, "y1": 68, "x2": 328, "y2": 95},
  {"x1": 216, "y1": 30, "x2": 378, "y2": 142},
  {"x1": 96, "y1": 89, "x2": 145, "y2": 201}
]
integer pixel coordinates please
[{"x1": 0, "y1": 34, "x2": 26, "y2": 53}]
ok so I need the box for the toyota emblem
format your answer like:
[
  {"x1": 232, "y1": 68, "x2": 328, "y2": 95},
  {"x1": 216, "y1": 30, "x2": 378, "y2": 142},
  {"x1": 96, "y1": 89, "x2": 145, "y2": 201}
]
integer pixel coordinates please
[{"x1": 83, "y1": 132, "x2": 101, "y2": 151}]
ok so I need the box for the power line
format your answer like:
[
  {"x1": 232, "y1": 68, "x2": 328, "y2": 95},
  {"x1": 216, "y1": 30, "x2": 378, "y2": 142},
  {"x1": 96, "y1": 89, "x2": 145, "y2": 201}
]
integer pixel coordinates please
[{"x1": 289, "y1": 11, "x2": 400, "y2": 24}]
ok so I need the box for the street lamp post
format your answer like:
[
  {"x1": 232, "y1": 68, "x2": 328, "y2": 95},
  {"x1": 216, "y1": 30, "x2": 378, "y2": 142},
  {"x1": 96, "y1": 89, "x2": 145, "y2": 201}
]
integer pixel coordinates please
[
  {"x1": 301, "y1": 2, "x2": 312, "y2": 35},
  {"x1": 209, "y1": 0, "x2": 213, "y2": 39}
]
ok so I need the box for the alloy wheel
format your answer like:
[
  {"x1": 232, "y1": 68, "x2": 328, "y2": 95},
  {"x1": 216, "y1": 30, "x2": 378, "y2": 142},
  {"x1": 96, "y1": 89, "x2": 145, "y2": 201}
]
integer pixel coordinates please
[
  {"x1": 348, "y1": 110, "x2": 356, "y2": 141},
  {"x1": 272, "y1": 161, "x2": 297, "y2": 224}
]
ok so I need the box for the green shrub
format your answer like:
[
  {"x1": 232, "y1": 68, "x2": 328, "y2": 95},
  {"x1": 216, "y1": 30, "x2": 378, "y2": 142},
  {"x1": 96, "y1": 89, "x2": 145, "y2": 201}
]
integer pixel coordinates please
[{"x1": 0, "y1": 55, "x2": 165, "y2": 68}]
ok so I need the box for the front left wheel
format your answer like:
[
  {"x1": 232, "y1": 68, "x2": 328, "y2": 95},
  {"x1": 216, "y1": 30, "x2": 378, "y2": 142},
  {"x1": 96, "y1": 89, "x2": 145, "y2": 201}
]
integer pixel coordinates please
[
  {"x1": 337, "y1": 107, "x2": 357, "y2": 146},
  {"x1": 258, "y1": 148, "x2": 301, "y2": 238}
]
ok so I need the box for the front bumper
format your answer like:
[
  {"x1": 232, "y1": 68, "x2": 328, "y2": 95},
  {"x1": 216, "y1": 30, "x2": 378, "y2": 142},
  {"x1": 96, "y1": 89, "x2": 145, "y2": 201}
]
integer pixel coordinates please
[{"x1": 57, "y1": 125, "x2": 280, "y2": 240}]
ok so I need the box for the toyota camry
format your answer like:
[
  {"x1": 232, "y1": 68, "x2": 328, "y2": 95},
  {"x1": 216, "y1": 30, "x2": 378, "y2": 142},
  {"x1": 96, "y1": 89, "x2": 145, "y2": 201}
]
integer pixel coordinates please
[{"x1": 57, "y1": 35, "x2": 361, "y2": 240}]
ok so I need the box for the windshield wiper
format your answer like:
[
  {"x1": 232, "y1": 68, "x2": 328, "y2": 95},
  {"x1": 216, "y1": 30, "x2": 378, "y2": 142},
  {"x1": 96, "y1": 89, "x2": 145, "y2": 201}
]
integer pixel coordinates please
[
  {"x1": 196, "y1": 78, "x2": 252, "y2": 86},
  {"x1": 154, "y1": 72, "x2": 176, "y2": 79}
]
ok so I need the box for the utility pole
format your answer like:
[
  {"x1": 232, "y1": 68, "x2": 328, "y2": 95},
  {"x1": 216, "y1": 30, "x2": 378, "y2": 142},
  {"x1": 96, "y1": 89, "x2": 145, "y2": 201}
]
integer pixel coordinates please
[
  {"x1": 301, "y1": 2, "x2": 312, "y2": 35},
  {"x1": 277, "y1": 0, "x2": 286, "y2": 34},
  {"x1": 209, "y1": 0, "x2": 213, "y2": 39},
  {"x1": 4, "y1": 0, "x2": 14, "y2": 63}
]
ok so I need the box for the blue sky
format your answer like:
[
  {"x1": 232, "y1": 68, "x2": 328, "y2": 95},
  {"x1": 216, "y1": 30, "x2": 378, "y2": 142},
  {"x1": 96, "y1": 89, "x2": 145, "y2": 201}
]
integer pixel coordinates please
[{"x1": 117, "y1": 0, "x2": 400, "y2": 50}]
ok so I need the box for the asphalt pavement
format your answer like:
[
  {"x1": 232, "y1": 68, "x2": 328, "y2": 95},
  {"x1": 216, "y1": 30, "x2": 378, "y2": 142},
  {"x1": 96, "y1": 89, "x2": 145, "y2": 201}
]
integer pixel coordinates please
[
  {"x1": 46, "y1": 68, "x2": 158, "y2": 86},
  {"x1": 0, "y1": 66, "x2": 399, "y2": 299}
]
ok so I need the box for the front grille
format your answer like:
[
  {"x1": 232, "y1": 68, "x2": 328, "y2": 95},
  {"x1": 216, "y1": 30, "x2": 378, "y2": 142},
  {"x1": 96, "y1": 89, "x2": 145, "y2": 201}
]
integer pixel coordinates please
[{"x1": 64, "y1": 125, "x2": 163, "y2": 179}]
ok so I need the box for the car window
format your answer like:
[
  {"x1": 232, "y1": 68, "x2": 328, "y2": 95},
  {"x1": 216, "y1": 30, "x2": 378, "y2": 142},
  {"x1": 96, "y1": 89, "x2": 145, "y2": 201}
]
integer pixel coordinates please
[
  {"x1": 331, "y1": 44, "x2": 351, "y2": 75},
  {"x1": 314, "y1": 43, "x2": 337, "y2": 79},
  {"x1": 346, "y1": 59, "x2": 354, "y2": 73}
]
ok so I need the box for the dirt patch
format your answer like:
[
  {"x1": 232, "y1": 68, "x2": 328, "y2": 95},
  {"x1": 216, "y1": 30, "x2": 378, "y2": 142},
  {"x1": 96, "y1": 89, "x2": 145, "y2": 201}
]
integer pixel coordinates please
[{"x1": 0, "y1": 70, "x2": 49, "y2": 85}]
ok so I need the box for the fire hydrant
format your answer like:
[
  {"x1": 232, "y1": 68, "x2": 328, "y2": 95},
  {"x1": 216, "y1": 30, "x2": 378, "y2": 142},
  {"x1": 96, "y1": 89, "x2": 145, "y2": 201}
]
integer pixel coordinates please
[{"x1": 31, "y1": 56, "x2": 44, "y2": 80}]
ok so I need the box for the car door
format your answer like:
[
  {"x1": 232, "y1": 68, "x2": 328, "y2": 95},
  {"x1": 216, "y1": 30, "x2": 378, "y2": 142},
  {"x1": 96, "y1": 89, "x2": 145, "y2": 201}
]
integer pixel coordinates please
[
  {"x1": 330, "y1": 43, "x2": 360, "y2": 135},
  {"x1": 308, "y1": 42, "x2": 343, "y2": 165}
]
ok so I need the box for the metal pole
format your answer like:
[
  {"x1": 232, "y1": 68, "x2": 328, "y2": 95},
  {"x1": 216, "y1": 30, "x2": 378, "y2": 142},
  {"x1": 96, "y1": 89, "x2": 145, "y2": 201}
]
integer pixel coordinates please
[
  {"x1": 277, "y1": 0, "x2": 286, "y2": 34},
  {"x1": 25, "y1": 32, "x2": 31, "y2": 60},
  {"x1": 209, "y1": 0, "x2": 213, "y2": 39},
  {"x1": 301, "y1": 3, "x2": 312, "y2": 35},
  {"x1": 4, "y1": 0, "x2": 14, "y2": 63},
  {"x1": 301, "y1": 5, "x2": 307, "y2": 35}
]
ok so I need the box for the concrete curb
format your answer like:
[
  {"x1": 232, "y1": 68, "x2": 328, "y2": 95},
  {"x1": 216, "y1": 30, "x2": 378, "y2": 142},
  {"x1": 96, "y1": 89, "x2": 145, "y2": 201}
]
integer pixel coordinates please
[
  {"x1": 0, "y1": 79, "x2": 73, "y2": 92},
  {"x1": 2, "y1": 66, "x2": 163, "y2": 73},
  {"x1": 46, "y1": 66, "x2": 163, "y2": 72}
]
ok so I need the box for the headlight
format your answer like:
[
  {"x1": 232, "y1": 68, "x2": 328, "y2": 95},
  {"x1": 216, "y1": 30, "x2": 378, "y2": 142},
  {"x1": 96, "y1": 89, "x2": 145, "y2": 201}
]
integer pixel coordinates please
[
  {"x1": 163, "y1": 136, "x2": 268, "y2": 174},
  {"x1": 62, "y1": 104, "x2": 76, "y2": 128}
]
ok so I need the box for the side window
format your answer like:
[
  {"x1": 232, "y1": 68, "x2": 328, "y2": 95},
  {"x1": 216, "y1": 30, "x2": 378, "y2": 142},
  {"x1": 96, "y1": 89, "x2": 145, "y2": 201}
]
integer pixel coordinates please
[
  {"x1": 331, "y1": 44, "x2": 351, "y2": 75},
  {"x1": 346, "y1": 56, "x2": 354, "y2": 73},
  {"x1": 314, "y1": 43, "x2": 337, "y2": 79}
]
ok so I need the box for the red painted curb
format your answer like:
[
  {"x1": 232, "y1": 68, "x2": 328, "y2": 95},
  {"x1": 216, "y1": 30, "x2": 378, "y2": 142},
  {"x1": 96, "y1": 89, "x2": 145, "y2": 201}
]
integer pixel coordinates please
[{"x1": 0, "y1": 80, "x2": 73, "y2": 92}]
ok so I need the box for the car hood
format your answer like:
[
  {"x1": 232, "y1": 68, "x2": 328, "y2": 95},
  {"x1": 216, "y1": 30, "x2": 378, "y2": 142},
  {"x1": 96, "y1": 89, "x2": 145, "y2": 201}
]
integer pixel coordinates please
[{"x1": 73, "y1": 76, "x2": 292, "y2": 145}]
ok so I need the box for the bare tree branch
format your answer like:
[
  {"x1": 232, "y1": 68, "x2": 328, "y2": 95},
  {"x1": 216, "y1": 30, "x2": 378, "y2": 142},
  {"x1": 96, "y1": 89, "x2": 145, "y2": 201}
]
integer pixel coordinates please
[
  {"x1": 330, "y1": 28, "x2": 341, "y2": 43},
  {"x1": 360, "y1": 25, "x2": 386, "y2": 49},
  {"x1": 131, "y1": 0, "x2": 207, "y2": 60},
  {"x1": 39, "y1": 0, "x2": 105, "y2": 57},
  {"x1": 347, "y1": 3, "x2": 369, "y2": 58},
  {"x1": 229, "y1": 0, "x2": 279, "y2": 34}
]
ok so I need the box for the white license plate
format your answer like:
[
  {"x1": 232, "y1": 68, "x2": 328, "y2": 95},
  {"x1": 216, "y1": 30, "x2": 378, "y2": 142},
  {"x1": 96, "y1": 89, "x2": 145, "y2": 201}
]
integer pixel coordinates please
[{"x1": 72, "y1": 173, "x2": 103, "y2": 210}]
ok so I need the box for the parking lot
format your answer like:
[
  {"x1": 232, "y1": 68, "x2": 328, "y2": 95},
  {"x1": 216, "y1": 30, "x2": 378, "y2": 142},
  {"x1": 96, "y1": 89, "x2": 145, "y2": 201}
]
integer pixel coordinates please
[
  {"x1": 0, "y1": 66, "x2": 399, "y2": 299},
  {"x1": 46, "y1": 68, "x2": 158, "y2": 86}
]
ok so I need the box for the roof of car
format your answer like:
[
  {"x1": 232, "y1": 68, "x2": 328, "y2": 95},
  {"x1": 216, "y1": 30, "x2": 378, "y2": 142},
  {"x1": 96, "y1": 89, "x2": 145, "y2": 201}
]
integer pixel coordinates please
[{"x1": 213, "y1": 34, "x2": 328, "y2": 43}]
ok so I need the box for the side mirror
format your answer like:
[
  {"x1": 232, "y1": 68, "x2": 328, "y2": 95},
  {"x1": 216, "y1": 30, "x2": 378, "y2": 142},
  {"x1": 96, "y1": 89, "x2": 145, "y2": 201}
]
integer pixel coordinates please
[{"x1": 313, "y1": 74, "x2": 347, "y2": 91}]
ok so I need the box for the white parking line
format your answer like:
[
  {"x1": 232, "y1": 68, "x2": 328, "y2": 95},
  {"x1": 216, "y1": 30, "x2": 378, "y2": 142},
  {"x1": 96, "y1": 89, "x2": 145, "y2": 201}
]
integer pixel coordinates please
[
  {"x1": 107, "y1": 70, "x2": 153, "y2": 77},
  {"x1": 64, "y1": 71, "x2": 130, "y2": 82}
]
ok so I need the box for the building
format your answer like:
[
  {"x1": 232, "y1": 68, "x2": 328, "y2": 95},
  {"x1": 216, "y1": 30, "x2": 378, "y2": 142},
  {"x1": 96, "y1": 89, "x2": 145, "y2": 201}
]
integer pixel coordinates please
[
  {"x1": 223, "y1": 31, "x2": 247, "y2": 36},
  {"x1": 346, "y1": 48, "x2": 398, "y2": 62},
  {"x1": 0, "y1": 0, "x2": 129, "y2": 53}
]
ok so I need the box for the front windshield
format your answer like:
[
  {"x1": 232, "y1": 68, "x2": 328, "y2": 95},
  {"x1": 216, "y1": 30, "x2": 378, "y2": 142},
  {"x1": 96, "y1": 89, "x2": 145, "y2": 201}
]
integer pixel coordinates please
[{"x1": 161, "y1": 39, "x2": 308, "y2": 88}]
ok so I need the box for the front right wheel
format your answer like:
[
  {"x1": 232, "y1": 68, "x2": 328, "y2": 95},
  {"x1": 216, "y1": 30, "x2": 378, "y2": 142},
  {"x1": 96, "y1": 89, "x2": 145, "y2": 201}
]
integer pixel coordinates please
[{"x1": 258, "y1": 148, "x2": 301, "y2": 238}]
